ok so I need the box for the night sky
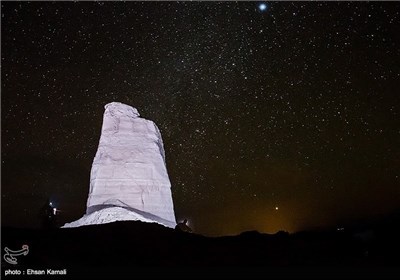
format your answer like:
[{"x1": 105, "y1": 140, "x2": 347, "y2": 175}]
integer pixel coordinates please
[{"x1": 2, "y1": 1, "x2": 400, "y2": 236}]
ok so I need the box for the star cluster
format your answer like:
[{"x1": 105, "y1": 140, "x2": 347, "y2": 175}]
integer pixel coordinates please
[{"x1": 2, "y1": 2, "x2": 400, "y2": 236}]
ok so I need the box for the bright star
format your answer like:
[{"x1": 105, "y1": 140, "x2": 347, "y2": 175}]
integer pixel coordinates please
[{"x1": 258, "y1": 3, "x2": 268, "y2": 12}]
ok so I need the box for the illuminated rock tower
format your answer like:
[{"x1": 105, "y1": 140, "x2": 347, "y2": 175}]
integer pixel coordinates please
[{"x1": 63, "y1": 102, "x2": 176, "y2": 228}]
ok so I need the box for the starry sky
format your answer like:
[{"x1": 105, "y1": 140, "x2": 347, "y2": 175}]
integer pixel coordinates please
[{"x1": 2, "y1": 1, "x2": 400, "y2": 236}]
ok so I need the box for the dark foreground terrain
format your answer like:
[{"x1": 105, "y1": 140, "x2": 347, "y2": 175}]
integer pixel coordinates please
[{"x1": 2, "y1": 219, "x2": 400, "y2": 279}]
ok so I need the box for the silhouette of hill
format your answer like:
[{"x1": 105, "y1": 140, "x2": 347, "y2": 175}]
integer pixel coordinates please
[{"x1": 2, "y1": 216, "x2": 400, "y2": 279}]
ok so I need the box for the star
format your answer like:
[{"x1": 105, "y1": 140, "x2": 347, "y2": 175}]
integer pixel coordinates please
[{"x1": 258, "y1": 3, "x2": 268, "y2": 12}]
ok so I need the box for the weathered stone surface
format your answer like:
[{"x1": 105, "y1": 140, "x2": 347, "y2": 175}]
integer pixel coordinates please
[{"x1": 64, "y1": 102, "x2": 176, "y2": 228}]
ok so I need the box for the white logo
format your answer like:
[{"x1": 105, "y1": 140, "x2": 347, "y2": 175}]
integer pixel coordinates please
[{"x1": 3, "y1": 245, "x2": 29, "y2": 265}]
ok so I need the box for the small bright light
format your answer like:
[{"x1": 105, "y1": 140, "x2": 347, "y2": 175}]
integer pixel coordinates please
[
  {"x1": 259, "y1": 3, "x2": 267, "y2": 12},
  {"x1": 53, "y1": 208, "x2": 57, "y2": 215},
  {"x1": 49, "y1": 202, "x2": 53, "y2": 206},
  {"x1": 275, "y1": 206, "x2": 279, "y2": 210}
]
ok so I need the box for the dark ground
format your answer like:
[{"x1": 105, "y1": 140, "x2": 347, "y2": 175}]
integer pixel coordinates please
[{"x1": 2, "y1": 217, "x2": 400, "y2": 279}]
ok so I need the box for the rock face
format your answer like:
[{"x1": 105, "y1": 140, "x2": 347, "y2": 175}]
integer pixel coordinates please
[{"x1": 64, "y1": 102, "x2": 176, "y2": 228}]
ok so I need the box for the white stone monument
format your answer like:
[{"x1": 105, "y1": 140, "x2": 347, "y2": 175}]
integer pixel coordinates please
[{"x1": 63, "y1": 102, "x2": 176, "y2": 228}]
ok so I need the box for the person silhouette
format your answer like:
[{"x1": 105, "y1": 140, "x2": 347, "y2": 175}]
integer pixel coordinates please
[
  {"x1": 40, "y1": 199, "x2": 56, "y2": 229},
  {"x1": 175, "y1": 219, "x2": 192, "y2": 233}
]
